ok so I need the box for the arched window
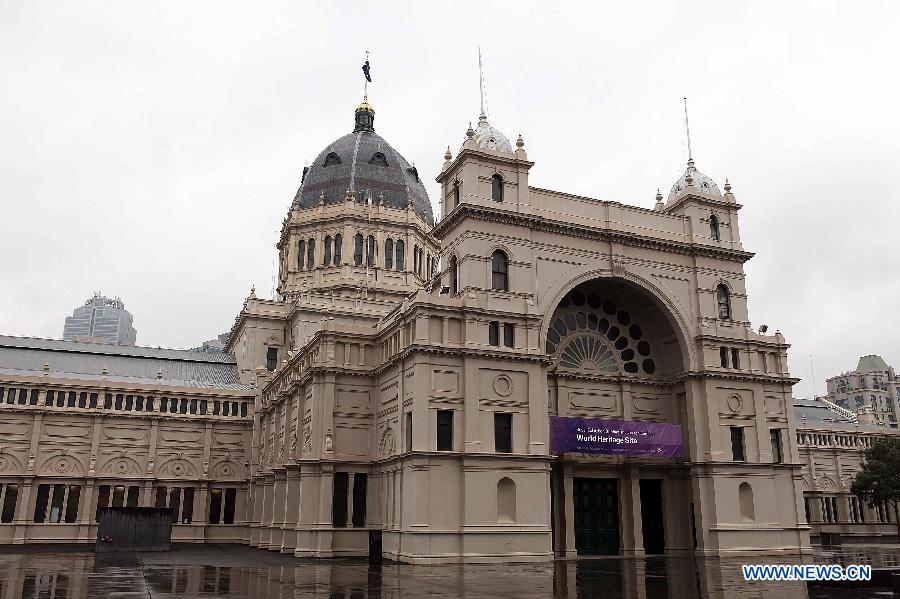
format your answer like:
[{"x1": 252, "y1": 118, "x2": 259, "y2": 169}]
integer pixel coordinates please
[
  {"x1": 413, "y1": 244, "x2": 420, "y2": 275},
  {"x1": 297, "y1": 240, "x2": 306, "y2": 271},
  {"x1": 453, "y1": 181, "x2": 461, "y2": 208},
  {"x1": 395, "y1": 240, "x2": 405, "y2": 271},
  {"x1": 491, "y1": 174, "x2": 503, "y2": 202},
  {"x1": 709, "y1": 214, "x2": 720, "y2": 240},
  {"x1": 306, "y1": 239, "x2": 315, "y2": 270},
  {"x1": 384, "y1": 238, "x2": 394, "y2": 270},
  {"x1": 323, "y1": 152, "x2": 341, "y2": 167},
  {"x1": 366, "y1": 235, "x2": 375, "y2": 267},
  {"x1": 426, "y1": 255, "x2": 432, "y2": 279},
  {"x1": 716, "y1": 284, "x2": 731, "y2": 320},
  {"x1": 354, "y1": 234, "x2": 364, "y2": 266},
  {"x1": 497, "y1": 477, "x2": 516, "y2": 523},
  {"x1": 739, "y1": 482, "x2": 755, "y2": 521},
  {"x1": 334, "y1": 234, "x2": 342, "y2": 265},
  {"x1": 491, "y1": 250, "x2": 509, "y2": 291},
  {"x1": 449, "y1": 255, "x2": 458, "y2": 294},
  {"x1": 323, "y1": 236, "x2": 333, "y2": 266},
  {"x1": 369, "y1": 152, "x2": 388, "y2": 167}
]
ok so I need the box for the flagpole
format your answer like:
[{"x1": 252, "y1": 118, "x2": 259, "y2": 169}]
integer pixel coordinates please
[{"x1": 364, "y1": 50, "x2": 369, "y2": 99}]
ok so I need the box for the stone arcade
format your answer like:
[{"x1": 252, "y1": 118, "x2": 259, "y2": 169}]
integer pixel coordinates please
[{"x1": 1, "y1": 95, "x2": 898, "y2": 563}]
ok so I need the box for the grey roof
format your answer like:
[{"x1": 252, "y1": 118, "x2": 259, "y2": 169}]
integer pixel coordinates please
[
  {"x1": 794, "y1": 398, "x2": 894, "y2": 432},
  {"x1": 668, "y1": 158, "x2": 722, "y2": 203},
  {"x1": 293, "y1": 107, "x2": 433, "y2": 225},
  {"x1": 857, "y1": 355, "x2": 890, "y2": 372},
  {"x1": 0, "y1": 335, "x2": 250, "y2": 390}
]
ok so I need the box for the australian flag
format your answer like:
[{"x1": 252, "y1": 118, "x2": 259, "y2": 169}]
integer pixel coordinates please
[{"x1": 362, "y1": 60, "x2": 372, "y2": 82}]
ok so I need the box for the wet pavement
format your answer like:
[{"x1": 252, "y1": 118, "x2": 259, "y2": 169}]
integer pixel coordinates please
[{"x1": 1, "y1": 544, "x2": 898, "y2": 598}]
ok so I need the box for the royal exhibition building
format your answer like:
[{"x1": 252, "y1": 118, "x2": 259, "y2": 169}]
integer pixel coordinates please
[{"x1": 2, "y1": 94, "x2": 900, "y2": 569}]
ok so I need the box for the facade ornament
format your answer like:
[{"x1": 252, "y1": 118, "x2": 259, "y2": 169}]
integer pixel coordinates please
[
  {"x1": 89, "y1": 454, "x2": 97, "y2": 474},
  {"x1": 324, "y1": 430, "x2": 333, "y2": 452},
  {"x1": 319, "y1": 190, "x2": 326, "y2": 205},
  {"x1": 203, "y1": 458, "x2": 209, "y2": 477},
  {"x1": 444, "y1": 146, "x2": 452, "y2": 161},
  {"x1": 724, "y1": 178, "x2": 732, "y2": 193},
  {"x1": 466, "y1": 122, "x2": 475, "y2": 139},
  {"x1": 43, "y1": 362, "x2": 50, "y2": 376},
  {"x1": 249, "y1": 285, "x2": 257, "y2": 299},
  {"x1": 654, "y1": 189, "x2": 665, "y2": 211},
  {"x1": 516, "y1": 134, "x2": 524, "y2": 149}
]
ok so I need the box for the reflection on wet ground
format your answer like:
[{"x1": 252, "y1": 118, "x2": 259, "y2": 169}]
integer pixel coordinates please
[{"x1": 1, "y1": 544, "x2": 898, "y2": 598}]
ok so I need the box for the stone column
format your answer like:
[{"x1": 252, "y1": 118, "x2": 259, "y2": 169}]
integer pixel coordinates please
[
  {"x1": 562, "y1": 464, "x2": 576, "y2": 557},
  {"x1": 620, "y1": 467, "x2": 644, "y2": 555},
  {"x1": 259, "y1": 473, "x2": 276, "y2": 548},
  {"x1": 269, "y1": 468, "x2": 287, "y2": 550},
  {"x1": 281, "y1": 465, "x2": 301, "y2": 553}
]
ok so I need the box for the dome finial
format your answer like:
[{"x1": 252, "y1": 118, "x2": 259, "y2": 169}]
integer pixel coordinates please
[
  {"x1": 516, "y1": 134, "x2": 524, "y2": 149},
  {"x1": 354, "y1": 97, "x2": 375, "y2": 133},
  {"x1": 444, "y1": 146, "x2": 452, "y2": 161},
  {"x1": 724, "y1": 178, "x2": 732, "y2": 193},
  {"x1": 466, "y1": 122, "x2": 475, "y2": 139}
]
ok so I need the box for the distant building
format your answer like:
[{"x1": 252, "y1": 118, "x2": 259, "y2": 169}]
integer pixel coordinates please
[
  {"x1": 191, "y1": 333, "x2": 230, "y2": 353},
  {"x1": 63, "y1": 293, "x2": 137, "y2": 346},
  {"x1": 826, "y1": 355, "x2": 900, "y2": 428}
]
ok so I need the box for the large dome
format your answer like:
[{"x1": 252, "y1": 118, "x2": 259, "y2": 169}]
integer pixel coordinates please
[{"x1": 293, "y1": 101, "x2": 433, "y2": 225}]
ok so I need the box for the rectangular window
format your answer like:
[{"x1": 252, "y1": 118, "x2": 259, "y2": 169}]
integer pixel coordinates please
[
  {"x1": 488, "y1": 321, "x2": 500, "y2": 346},
  {"x1": 266, "y1": 347, "x2": 278, "y2": 371},
  {"x1": 720, "y1": 347, "x2": 728, "y2": 368},
  {"x1": 169, "y1": 487, "x2": 182, "y2": 523},
  {"x1": 803, "y1": 496, "x2": 812, "y2": 523},
  {"x1": 436, "y1": 410, "x2": 453, "y2": 451},
  {"x1": 223, "y1": 488, "x2": 236, "y2": 524},
  {"x1": 503, "y1": 323, "x2": 514, "y2": 348},
  {"x1": 33, "y1": 484, "x2": 50, "y2": 523},
  {"x1": 48, "y1": 484, "x2": 65, "y2": 523},
  {"x1": 127, "y1": 486, "x2": 140, "y2": 508},
  {"x1": 352, "y1": 473, "x2": 367, "y2": 528},
  {"x1": 770, "y1": 429, "x2": 783, "y2": 463},
  {"x1": 208, "y1": 489, "x2": 222, "y2": 524},
  {"x1": 65, "y1": 485, "x2": 81, "y2": 523},
  {"x1": 730, "y1": 426, "x2": 745, "y2": 461},
  {"x1": 112, "y1": 485, "x2": 126, "y2": 508},
  {"x1": 332, "y1": 472, "x2": 349, "y2": 528},
  {"x1": 494, "y1": 413, "x2": 513, "y2": 453},
  {"x1": 1, "y1": 484, "x2": 18, "y2": 523},
  {"x1": 155, "y1": 487, "x2": 168, "y2": 508},
  {"x1": 731, "y1": 348, "x2": 740, "y2": 369},
  {"x1": 95, "y1": 485, "x2": 110, "y2": 522},
  {"x1": 182, "y1": 487, "x2": 195, "y2": 524},
  {"x1": 405, "y1": 412, "x2": 413, "y2": 452}
]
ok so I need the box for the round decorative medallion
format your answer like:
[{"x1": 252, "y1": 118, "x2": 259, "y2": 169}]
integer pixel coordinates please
[
  {"x1": 55, "y1": 458, "x2": 73, "y2": 474},
  {"x1": 0, "y1": 456, "x2": 8, "y2": 473},
  {"x1": 114, "y1": 460, "x2": 129, "y2": 475},
  {"x1": 727, "y1": 394, "x2": 743, "y2": 413},
  {"x1": 220, "y1": 463, "x2": 234, "y2": 477},
  {"x1": 172, "y1": 462, "x2": 185, "y2": 477},
  {"x1": 493, "y1": 374, "x2": 513, "y2": 397}
]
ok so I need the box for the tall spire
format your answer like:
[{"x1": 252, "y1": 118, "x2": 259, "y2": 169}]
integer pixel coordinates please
[
  {"x1": 478, "y1": 47, "x2": 487, "y2": 119},
  {"x1": 683, "y1": 97, "x2": 693, "y2": 164}
]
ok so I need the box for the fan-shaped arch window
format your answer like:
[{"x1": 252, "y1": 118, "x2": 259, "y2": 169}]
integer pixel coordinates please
[
  {"x1": 334, "y1": 234, "x2": 342, "y2": 265},
  {"x1": 306, "y1": 239, "x2": 315, "y2": 270},
  {"x1": 366, "y1": 235, "x2": 375, "y2": 267},
  {"x1": 297, "y1": 240, "x2": 306, "y2": 271},
  {"x1": 395, "y1": 240, "x2": 405, "y2": 271},
  {"x1": 384, "y1": 238, "x2": 394, "y2": 270},
  {"x1": 323, "y1": 152, "x2": 341, "y2": 167},
  {"x1": 709, "y1": 214, "x2": 720, "y2": 240},
  {"x1": 323, "y1": 236, "x2": 333, "y2": 266},
  {"x1": 491, "y1": 250, "x2": 509, "y2": 291},
  {"x1": 497, "y1": 477, "x2": 516, "y2": 523},
  {"x1": 491, "y1": 174, "x2": 503, "y2": 202},
  {"x1": 449, "y1": 255, "x2": 459, "y2": 295},
  {"x1": 369, "y1": 152, "x2": 388, "y2": 167},
  {"x1": 353, "y1": 234, "x2": 364, "y2": 266},
  {"x1": 716, "y1": 284, "x2": 731, "y2": 320}
]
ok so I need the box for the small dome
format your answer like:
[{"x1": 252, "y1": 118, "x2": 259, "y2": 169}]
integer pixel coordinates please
[
  {"x1": 668, "y1": 159, "x2": 722, "y2": 203},
  {"x1": 291, "y1": 100, "x2": 433, "y2": 224},
  {"x1": 466, "y1": 114, "x2": 513, "y2": 153}
]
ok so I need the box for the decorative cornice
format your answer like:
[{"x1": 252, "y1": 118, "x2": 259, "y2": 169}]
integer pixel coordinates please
[{"x1": 433, "y1": 203, "x2": 754, "y2": 264}]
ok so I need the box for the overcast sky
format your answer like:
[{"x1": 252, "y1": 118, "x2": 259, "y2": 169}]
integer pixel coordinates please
[{"x1": 2, "y1": 1, "x2": 898, "y2": 397}]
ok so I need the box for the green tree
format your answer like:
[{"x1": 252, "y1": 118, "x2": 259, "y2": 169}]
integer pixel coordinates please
[{"x1": 850, "y1": 437, "x2": 900, "y2": 541}]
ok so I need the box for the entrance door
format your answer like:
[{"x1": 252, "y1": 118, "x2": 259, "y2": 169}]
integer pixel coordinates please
[
  {"x1": 574, "y1": 478, "x2": 619, "y2": 555},
  {"x1": 639, "y1": 479, "x2": 665, "y2": 554}
]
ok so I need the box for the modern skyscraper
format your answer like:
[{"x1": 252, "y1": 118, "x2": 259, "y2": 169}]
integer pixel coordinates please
[{"x1": 62, "y1": 292, "x2": 137, "y2": 346}]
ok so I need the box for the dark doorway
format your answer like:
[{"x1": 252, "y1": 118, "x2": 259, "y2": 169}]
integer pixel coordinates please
[
  {"x1": 639, "y1": 479, "x2": 665, "y2": 554},
  {"x1": 574, "y1": 478, "x2": 619, "y2": 555}
]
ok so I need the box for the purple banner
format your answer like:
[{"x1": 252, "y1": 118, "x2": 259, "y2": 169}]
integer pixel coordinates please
[{"x1": 550, "y1": 416, "x2": 683, "y2": 457}]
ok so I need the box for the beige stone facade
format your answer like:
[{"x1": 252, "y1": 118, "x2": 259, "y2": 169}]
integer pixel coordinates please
[{"x1": 2, "y1": 98, "x2": 894, "y2": 562}]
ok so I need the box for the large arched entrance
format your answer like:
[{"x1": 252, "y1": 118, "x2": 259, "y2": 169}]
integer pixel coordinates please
[{"x1": 546, "y1": 278, "x2": 694, "y2": 557}]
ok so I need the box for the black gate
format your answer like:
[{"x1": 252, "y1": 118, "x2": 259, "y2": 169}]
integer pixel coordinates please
[{"x1": 573, "y1": 478, "x2": 619, "y2": 555}]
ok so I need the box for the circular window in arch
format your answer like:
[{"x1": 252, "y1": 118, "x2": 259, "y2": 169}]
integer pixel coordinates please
[
  {"x1": 547, "y1": 329, "x2": 560, "y2": 345},
  {"x1": 629, "y1": 324, "x2": 643, "y2": 340},
  {"x1": 621, "y1": 349, "x2": 635, "y2": 361},
  {"x1": 559, "y1": 296, "x2": 571, "y2": 309},
  {"x1": 571, "y1": 291, "x2": 585, "y2": 306},
  {"x1": 606, "y1": 326, "x2": 620, "y2": 341},
  {"x1": 642, "y1": 359, "x2": 656, "y2": 374},
  {"x1": 554, "y1": 320, "x2": 567, "y2": 337},
  {"x1": 624, "y1": 361, "x2": 639, "y2": 374},
  {"x1": 602, "y1": 300, "x2": 617, "y2": 315},
  {"x1": 587, "y1": 294, "x2": 601, "y2": 309},
  {"x1": 637, "y1": 341, "x2": 651, "y2": 356},
  {"x1": 564, "y1": 314, "x2": 577, "y2": 331},
  {"x1": 575, "y1": 312, "x2": 587, "y2": 329},
  {"x1": 614, "y1": 337, "x2": 628, "y2": 350},
  {"x1": 617, "y1": 311, "x2": 631, "y2": 326},
  {"x1": 587, "y1": 313, "x2": 599, "y2": 329},
  {"x1": 598, "y1": 318, "x2": 610, "y2": 333}
]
